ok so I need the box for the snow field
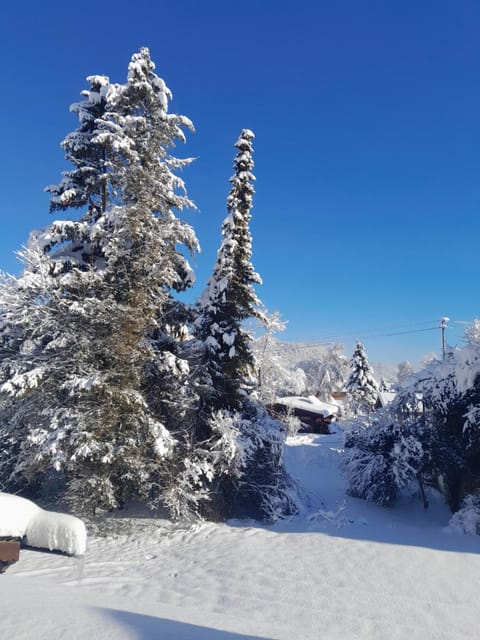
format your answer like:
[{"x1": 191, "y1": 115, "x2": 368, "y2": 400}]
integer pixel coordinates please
[{"x1": 3, "y1": 432, "x2": 480, "y2": 639}]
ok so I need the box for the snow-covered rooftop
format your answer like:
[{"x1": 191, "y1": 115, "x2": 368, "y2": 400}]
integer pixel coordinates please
[{"x1": 275, "y1": 395, "x2": 339, "y2": 417}]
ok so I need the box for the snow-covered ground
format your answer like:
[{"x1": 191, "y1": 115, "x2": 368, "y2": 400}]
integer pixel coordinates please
[{"x1": 3, "y1": 429, "x2": 480, "y2": 639}]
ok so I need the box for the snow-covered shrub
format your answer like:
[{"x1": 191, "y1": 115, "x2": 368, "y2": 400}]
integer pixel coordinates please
[
  {"x1": 342, "y1": 322, "x2": 480, "y2": 514},
  {"x1": 161, "y1": 454, "x2": 213, "y2": 522},
  {"x1": 160, "y1": 409, "x2": 250, "y2": 521},
  {"x1": 67, "y1": 475, "x2": 120, "y2": 516},
  {"x1": 448, "y1": 490, "x2": 480, "y2": 535},
  {"x1": 222, "y1": 405, "x2": 299, "y2": 522},
  {"x1": 342, "y1": 414, "x2": 425, "y2": 506},
  {"x1": 162, "y1": 405, "x2": 300, "y2": 523},
  {"x1": 281, "y1": 409, "x2": 302, "y2": 437},
  {"x1": 411, "y1": 340, "x2": 480, "y2": 512}
]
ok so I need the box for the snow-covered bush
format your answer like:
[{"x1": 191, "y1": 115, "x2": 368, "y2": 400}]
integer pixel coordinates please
[
  {"x1": 281, "y1": 409, "x2": 302, "y2": 437},
  {"x1": 164, "y1": 405, "x2": 299, "y2": 522},
  {"x1": 448, "y1": 491, "x2": 480, "y2": 535},
  {"x1": 342, "y1": 325, "x2": 480, "y2": 514},
  {"x1": 160, "y1": 408, "x2": 253, "y2": 521},
  {"x1": 409, "y1": 334, "x2": 480, "y2": 512},
  {"x1": 219, "y1": 405, "x2": 299, "y2": 522},
  {"x1": 342, "y1": 414, "x2": 425, "y2": 506}
]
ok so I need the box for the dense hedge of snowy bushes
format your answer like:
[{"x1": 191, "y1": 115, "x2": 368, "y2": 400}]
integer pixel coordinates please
[{"x1": 343, "y1": 320, "x2": 480, "y2": 529}]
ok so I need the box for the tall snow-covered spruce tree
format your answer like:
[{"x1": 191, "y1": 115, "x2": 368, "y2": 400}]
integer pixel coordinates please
[
  {"x1": 181, "y1": 130, "x2": 298, "y2": 522},
  {"x1": 0, "y1": 48, "x2": 198, "y2": 514},
  {"x1": 197, "y1": 129, "x2": 262, "y2": 409},
  {"x1": 345, "y1": 340, "x2": 379, "y2": 415}
]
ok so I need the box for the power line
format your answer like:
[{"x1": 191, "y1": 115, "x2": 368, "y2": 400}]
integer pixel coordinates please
[
  {"x1": 269, "y1": 326, "x2": 439, "y2": 352},
  {"x1": 261, "y1": 317, "x2": 471, "y2": 360},
  {"x1": 297, "y1": 319, "x2": 440, "y2": 343},
  {"x1": 363, "y1": 327, "x2": 438, "y2": 339}
]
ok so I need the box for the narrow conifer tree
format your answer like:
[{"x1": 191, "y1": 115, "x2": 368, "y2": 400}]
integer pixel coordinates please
[
  {"x1": 196, "y1": 129, "x2": 262, "y2": 411},
  {"x1": 183, "y1": 131, "x2": 298, "y2": 522}
]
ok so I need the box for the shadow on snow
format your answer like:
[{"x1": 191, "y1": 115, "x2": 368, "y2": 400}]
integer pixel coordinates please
[{"x1": 97, "y1": 608, "x2": 270, "y2": 640}]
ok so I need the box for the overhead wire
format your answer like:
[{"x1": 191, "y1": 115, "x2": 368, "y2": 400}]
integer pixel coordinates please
[
  {"x1": 278, "y1": 319, "x2": 458, "y2": 350},
  {"x1": 296, "y1": 319, "x2": 440, "y2": 344}
]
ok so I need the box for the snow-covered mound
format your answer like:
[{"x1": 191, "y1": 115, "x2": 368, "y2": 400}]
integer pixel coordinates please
[{"x1": 0, "y1": 492, "x2": 86, "y2": 556}]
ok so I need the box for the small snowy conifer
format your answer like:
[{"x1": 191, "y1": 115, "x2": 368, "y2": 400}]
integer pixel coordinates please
[{"x1": 345, "y1": 340, "x2": 379, "y2": 415}]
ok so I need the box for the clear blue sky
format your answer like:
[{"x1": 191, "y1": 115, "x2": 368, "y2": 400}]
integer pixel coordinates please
[{"x1": 1, "y1": 0, "x2": 479, "y2": 365}]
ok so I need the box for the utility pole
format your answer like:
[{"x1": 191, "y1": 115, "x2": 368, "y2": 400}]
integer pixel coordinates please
[{"x1": 440, "y1": 317, "x2": 449, "y2": 359}]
